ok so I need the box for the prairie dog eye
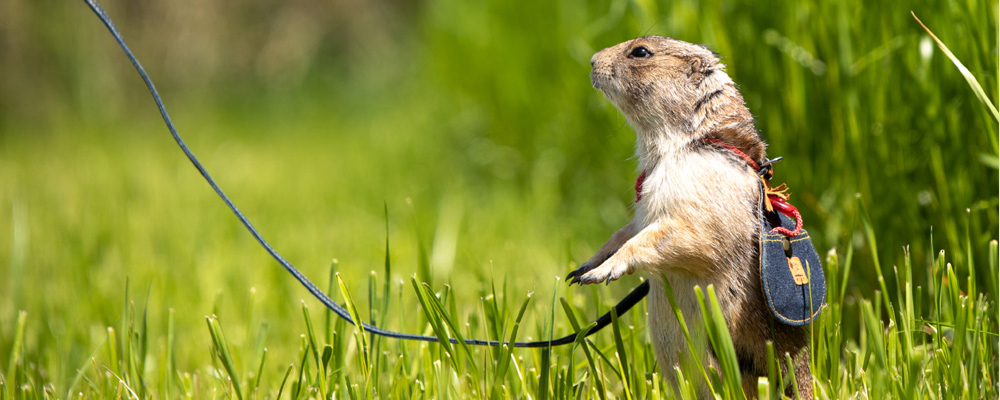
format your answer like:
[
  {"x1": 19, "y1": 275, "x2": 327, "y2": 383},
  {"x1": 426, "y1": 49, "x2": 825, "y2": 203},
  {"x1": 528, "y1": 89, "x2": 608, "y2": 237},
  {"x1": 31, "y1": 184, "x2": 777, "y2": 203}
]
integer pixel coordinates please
[{"x1": 629, "y1": 46, "x2": 652, "y2": 58}]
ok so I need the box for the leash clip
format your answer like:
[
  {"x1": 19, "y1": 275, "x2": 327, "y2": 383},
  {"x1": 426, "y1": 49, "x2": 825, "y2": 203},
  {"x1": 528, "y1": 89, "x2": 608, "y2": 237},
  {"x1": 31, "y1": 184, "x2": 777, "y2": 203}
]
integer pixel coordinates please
[{"x1": 758, "y1": 156, "x2": 783, "y2": 178}]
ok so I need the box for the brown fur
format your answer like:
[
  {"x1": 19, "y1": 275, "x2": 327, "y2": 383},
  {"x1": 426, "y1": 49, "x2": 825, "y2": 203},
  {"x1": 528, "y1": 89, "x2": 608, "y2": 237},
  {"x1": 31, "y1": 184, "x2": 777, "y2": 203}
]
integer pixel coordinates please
[{"x1": 566, "y1": 36, "x2": 812, "y2": 399}]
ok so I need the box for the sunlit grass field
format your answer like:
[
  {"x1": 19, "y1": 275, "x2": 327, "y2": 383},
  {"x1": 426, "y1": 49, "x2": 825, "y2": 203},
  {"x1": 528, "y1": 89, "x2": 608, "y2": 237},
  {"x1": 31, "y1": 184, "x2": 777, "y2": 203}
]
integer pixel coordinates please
[{"x1": 0, "y1": 0, "x2": 997, "y2": 398}]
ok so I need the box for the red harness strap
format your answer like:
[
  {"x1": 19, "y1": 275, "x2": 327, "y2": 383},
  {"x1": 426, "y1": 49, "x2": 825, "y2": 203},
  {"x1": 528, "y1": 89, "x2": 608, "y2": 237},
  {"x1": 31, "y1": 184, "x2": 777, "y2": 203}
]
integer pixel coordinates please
[
  {"x1": 633, "y1": 137, "x2": 803, "y2": 237},
  {"x1": 634, "y1": 170, "x2": 647, "y2": 202},
  {"x1": 766, "y1": 195, "x2": 803, "y2": 237},
  {"x1": 702, "y1": 137, "x2": 761, "y2": 170}
]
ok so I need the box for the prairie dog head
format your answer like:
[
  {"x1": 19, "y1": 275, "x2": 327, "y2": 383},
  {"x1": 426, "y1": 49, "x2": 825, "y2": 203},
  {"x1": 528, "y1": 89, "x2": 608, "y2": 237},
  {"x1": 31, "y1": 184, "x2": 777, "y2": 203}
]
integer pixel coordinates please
[{"x1": 591, "y1": 36, "x2": 765, "y2": 162}]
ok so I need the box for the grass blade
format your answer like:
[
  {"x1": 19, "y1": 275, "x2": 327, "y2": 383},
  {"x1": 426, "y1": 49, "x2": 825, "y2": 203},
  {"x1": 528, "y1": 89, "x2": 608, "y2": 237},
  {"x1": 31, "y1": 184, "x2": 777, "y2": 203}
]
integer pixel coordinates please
[
  {"x1": 609, "y1": 307, "x2": 633, "y2": 398},
  {"x1": 857, "y1": 195, "x2": 893, "y2": 315},
  {"x1": 336, "y1": 273, "x2": 371, "y2": 378},
  {"x1": 6, "y1": 311, "x2": 27, "y2": 399},
  {"x1": 537, "y1": 278, "x2": 559, "y2": 400},
  {"x1": 300, "y1": 302, "x2": 321, "y2": 373},
  {"x1": 658, "y1": 276, "x2": 711, "y2": 386},
  {"x1": 409, "y1": 277, "x2": 457, "y2": 367},
  {"x1": 275, "y1": 364, "x2": 294, "y2": 400},
  {"x1": 912, "y1": 12, "x2": 999, "y2": 122},
  {"x1": 695, "y1": 285, "x2": 744, "y2": 399},
  {"x1": 492, "y1": 291, "x2": 533, "y2": 397},
  {"x1": 205, "y1": 316, "x2": 244, "y2": 400},
  {"x1": 252, "y1": 348, "x2": 267, "y2": 398},
  {"x1": 559, "y1": 299, "x2": 605, "y2": 400},
  {"x1": 165, "y1": 308, "x2": 175, "y2": 399}
]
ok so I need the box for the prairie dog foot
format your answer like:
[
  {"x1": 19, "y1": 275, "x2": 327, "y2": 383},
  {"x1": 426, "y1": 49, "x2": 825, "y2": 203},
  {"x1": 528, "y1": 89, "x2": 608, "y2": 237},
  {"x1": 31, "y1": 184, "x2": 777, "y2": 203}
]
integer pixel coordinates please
[
  {"x1": 569, "y1": 220, "x2": 667, "y2": 285},
  {"x1": 571, "y1": 255, "x2": 632, "y2": 285},
  {"x1": 566, "y1": 250, "x2": 617, "y2": 285},
  {"x1": 567, "y1": 222, "x2": 640, "y2": 285}
]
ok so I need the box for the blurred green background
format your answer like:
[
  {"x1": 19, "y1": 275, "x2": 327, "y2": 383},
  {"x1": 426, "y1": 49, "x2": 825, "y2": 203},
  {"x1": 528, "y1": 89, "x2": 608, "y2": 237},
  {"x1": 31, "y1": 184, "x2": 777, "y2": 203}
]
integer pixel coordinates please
[{"x1": 0, "y1": 0, "x2": 996, "y2": 396}]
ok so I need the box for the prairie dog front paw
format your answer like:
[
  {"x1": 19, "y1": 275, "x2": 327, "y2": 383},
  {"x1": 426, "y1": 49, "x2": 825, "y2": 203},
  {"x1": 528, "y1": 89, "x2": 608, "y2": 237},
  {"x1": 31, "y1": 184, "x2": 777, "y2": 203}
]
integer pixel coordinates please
[
  {"x1": 574, "y1": 256, "x2": 633, "y2": 285},
  {"x1": 566, "y1": 250, "x2": 616, "y2": 284}
]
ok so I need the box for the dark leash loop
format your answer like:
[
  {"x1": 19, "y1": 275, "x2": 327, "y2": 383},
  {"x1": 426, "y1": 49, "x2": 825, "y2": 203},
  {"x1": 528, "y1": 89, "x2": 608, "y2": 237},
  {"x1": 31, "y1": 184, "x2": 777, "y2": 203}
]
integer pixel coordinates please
[{"x1": 81, "y1": 0, "x2": 649, "y2": 348}]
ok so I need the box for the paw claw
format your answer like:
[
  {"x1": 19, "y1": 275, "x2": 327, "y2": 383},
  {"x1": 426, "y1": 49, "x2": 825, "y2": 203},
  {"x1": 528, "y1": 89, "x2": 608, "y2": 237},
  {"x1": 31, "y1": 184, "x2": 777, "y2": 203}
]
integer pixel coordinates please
[{"x1": 566, "y1": 262, "x2": 596, "y2": 286}]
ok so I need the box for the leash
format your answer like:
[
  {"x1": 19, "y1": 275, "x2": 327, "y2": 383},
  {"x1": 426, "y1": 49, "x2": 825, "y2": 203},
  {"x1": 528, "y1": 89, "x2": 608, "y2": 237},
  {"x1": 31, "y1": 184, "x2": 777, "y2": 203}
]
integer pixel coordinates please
[{"x1": 81, "y1": 0, "x2": 651, "y2": 348}]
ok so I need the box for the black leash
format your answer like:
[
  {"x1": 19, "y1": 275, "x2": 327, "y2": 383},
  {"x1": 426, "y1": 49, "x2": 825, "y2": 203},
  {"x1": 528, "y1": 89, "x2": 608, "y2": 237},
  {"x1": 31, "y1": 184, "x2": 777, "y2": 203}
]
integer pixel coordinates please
[{"x1": 81, "y1": 0, "x2": 650, "y2": 348}]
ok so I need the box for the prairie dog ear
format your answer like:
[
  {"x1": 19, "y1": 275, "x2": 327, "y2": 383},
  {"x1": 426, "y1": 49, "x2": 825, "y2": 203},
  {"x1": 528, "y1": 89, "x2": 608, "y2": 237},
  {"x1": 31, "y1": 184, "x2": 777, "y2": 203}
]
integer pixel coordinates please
[{"x1": 688, "y1": 55, "x2": 716, "y2": 82}]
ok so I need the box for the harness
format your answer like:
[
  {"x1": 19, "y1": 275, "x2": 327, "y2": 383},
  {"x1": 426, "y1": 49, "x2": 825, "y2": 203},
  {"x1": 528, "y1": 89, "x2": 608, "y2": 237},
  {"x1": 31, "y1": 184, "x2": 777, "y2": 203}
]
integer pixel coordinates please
[{"x1": 634, "y1": 137, "x2": 825, "y2": 325}]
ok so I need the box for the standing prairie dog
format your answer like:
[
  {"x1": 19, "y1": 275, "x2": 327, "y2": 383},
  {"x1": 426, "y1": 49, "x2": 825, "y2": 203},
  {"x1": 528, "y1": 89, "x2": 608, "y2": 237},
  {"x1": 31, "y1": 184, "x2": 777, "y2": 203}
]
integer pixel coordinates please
[{"x1": 567, "y1": 36, "x2": 812, "y2": 398}]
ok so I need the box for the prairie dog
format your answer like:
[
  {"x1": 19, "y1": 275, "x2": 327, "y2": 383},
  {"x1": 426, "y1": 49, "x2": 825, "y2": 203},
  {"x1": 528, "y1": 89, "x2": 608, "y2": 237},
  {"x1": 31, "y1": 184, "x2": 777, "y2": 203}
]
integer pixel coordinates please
[{"x1": 567, "y1": 36, "x2": 811, "y2": 398}]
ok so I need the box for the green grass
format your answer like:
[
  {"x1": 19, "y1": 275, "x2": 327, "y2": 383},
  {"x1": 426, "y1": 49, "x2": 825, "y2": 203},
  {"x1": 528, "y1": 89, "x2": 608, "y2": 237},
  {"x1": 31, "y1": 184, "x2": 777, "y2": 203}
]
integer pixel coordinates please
[{"x1": 0, "y1": 0, "x2": 997, "y2": 398}]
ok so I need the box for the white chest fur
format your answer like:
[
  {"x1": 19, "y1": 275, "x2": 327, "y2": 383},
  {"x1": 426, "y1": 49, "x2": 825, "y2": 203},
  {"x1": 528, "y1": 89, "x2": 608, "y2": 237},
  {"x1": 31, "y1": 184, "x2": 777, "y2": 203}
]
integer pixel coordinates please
[{"x1": 635, "y1": 137, "x2": 755, "y2": 227}]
